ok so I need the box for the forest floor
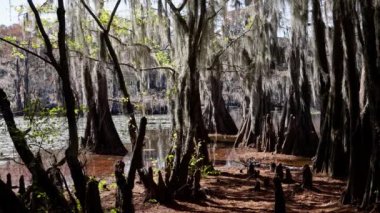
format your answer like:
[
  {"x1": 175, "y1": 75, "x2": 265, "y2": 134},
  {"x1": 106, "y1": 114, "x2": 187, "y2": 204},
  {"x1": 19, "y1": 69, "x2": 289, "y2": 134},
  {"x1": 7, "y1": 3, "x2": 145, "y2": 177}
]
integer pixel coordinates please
[{"x1": 99, "y1": 148, "x2": 362, "y2": 213}]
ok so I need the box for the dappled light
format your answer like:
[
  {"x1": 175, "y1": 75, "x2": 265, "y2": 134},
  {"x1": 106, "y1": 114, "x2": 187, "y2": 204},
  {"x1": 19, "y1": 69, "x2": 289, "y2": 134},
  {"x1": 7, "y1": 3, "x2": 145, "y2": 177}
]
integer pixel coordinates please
[{"x1": 1, "y1": 0, "x2": 380, "y2": 212}]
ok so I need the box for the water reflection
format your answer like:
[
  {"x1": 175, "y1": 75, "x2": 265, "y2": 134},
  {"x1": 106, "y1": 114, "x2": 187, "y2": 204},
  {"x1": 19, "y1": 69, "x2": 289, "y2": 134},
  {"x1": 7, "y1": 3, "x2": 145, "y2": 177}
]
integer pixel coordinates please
[{"x1": 0, "y1": 115, "x2": 171, "y2": 184}]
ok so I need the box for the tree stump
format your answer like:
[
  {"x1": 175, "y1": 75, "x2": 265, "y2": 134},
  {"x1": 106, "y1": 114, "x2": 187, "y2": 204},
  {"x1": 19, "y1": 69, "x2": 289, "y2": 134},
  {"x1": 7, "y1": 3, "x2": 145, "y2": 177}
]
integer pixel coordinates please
[
  {"x1": 273, "y1": 177, "x2": 286, "y2": 213},
  {"x1": 0, "y1": 179, "x2": 28, "y2": 213},
  {"x1": 157, "y1": 171, "x2": 170, "y2": 203},
  {"x1": 263, "y1": 177, "x2": 270, "y2": 188},
  {"x1": 138, "y1": 167, "x2": 158, "y2": 202},
  {"x1": 18, "y1": 175, "x2": 26, "y2": 196},
  {"x1": 283, "y1": 168, "x2": 294, "y2": 184},
  {"x1": 254, "y1": 181, "x2": 261, "y2": 191},
  {"x1": 270, "y1": 162, "x2": 276, "y2": 172},
  {"x1": 192, "y1": 170, "x2": 205, "y2": 200},
  {"x1": 247, "y1": 161, "x2": 255, "y2": 178},
  {"x1": 115, "y1": 160, "x2": 133, "y2": 213},
  {"x1": 174, "y1": 184, "x2": 191, "y2": 200},
  {"x1": 257, "y1": 136, "x2": 262, "y2": 152},
  {"x1": 47, "y1": 166, "x2": 64, "y2": 192},
  {"x1": 85, "y1": 179, "x2": 103, "y2": 213},
  {"x1": 302, "y1": 164, "x2": 312, "y2": 189},
  {"x1": 263, "y1": 114, "x2": 276, "y2": 152},
  {"x1": 6, "y1": 173, "x2": 12, "y2": 189},
  {"x1": 275, "y1": 163, "x2": 284, "y2": 181}
]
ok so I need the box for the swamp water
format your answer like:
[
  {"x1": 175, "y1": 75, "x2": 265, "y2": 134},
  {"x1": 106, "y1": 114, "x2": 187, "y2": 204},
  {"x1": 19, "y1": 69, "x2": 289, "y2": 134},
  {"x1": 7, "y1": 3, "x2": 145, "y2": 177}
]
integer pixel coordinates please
[
  {"x1": 0, "y1": 115, "x2": 172, "y2": 183},
  {"x1": 0, "y1": 114, "x2": 233, "y2": 184},
  {"x1": 0, "y1": 110, "x2": 320, "y2": 184}
]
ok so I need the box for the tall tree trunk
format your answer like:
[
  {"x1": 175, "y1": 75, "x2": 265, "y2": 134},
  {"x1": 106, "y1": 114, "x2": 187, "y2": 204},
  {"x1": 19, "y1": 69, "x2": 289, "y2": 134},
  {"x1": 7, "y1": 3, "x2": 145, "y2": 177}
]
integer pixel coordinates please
[
  {"x1": 94, "y1": 63, "x2": 127, "y2": 155},
  {"x1": 83, "y1": 64, "x2": 99, "y2": 149},
  {"x1": 166, "y1": 0, "x2": 212, "y2": 197},
  {"x1": 111, "y1": 73, "x2": 121, "y2": 114},
  {"x1": 282, "y1": 34, "x2": 319, "y2": 157},
  {"x1": 115, "y1": 117, "x2": 147, "y2": 213},
  {"x1": 58, "y1": 1, "x2": 87, "y2": 205},
  {"x1": 343, "y1": 0, "x2": 380, "y2": 207},
  {"x1": 14, "y1": 58, "x2": 23, "y2": 112},
  {"x1": 23, "y1": 42, "x2": 30, "y2": 108},
  {"x1": 234, "y1": 74, "x2": 268, "y2": 148},
  {"x1": 312, "y1": 0, "x2": 330, "y2": 130},
  {"x1": 341, "y1": 0, "x2": 369, "y2": 204},
  {"x1": 27, "y1": 0, "x2": 88, "y2": 206},
  {"x1": 204, "y1": 68, "x2": 238, "y2": 135},
  {"x1": 314, "y1": 2, "x2": 349, "y2": 177}
]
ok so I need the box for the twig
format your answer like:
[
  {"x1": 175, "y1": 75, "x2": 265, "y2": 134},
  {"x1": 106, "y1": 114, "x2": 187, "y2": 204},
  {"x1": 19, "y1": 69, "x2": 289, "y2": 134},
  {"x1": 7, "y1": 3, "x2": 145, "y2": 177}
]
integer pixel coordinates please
[
  {"x1": 207, "y1": 7, "x2": 223, "y2": 21},
  {"x1": 0, "y1": 37, "x2": 52, "y2": 65},
  {"x1": 27, "y1": 0, "x2": 59, "y2": 68},
  {"x1": 106, "y1": 0, "x2": 122, "y2": 32},
  {"x1": 80, "y1": 0, "x2": 106, "y2": 31},
  {"x1": 166, "y1": 0, "x2": 189, "y2": 33},
  {"x1": 208, "y1": 25, "x2": 253, "y2": 70}
]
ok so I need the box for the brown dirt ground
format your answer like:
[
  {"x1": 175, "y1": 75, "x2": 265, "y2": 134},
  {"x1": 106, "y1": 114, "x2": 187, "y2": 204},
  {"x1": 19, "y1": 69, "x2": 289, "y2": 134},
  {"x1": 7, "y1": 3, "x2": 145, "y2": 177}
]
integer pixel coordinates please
[{"x1": 99, "y1": 148, "x2": 363, "y2": 213}]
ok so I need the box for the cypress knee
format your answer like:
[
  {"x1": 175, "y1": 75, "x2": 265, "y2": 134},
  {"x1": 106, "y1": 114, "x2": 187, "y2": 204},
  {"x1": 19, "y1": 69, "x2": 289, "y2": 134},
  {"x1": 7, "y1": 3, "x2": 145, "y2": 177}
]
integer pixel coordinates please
[
  {"x1": 18, "y1": 175, "x2": 26, "y2": 196},
  {"x1": 283, "y1": 168, "x2": 294, "y2": 184},
  {"x1": 302, "y1": 164, "x2": 312, "y2": 189},
  {"x1": 85, "y1": 179, "x2": 103, "y2": 213},
  {"x1": 275, "y1": 164, "x2": 284, "y2": 181},
  {"x1": 273, "y1": 177, "x2": 286, "y2": 213},
  {"x1": 270, "y1": 162, "x2": 276, "y2": 172},
  {"x1": 254, "y1": 181, "x2": 261, "y2": 191},
  {"x1": 6, "y1": 173, "x2": 12, "y2": 189}
]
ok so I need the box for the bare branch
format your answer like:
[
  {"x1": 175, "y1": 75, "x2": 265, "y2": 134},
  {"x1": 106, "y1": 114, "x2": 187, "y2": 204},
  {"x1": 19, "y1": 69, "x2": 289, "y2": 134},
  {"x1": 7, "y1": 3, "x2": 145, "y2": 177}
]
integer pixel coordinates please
[
  {"x1": 107, "y1": 0, "x2": 122, "y2": 32},
  {"x1": 178, "y1": 0, "x2": 188, "y2": 11},
  {"x1": 69, "y1": 50, "x2": 177, "y2": 74},
  {"x1": 195, "y1": 0, "x2": 207, "y2": 47},
  {"x1": 207, "y1": 7, "x2": 223, "y2": 21},
  {"x1": 57, "y1": 0, "x2": 68, "y2": 70},
  {"x1": 27, "y1": 0, "x2": 59, "y2": 68},
  {"x1": 166, "y1": 0, "x2": 189, "y2": 33},
  {"x1": 0, "y1": 37, "x2": 53, "y2": 65},
  {"x1": 140, "y1": 66, "x2": 177, "y2": 74},
  {"x1": 80, "y1": 0, "x2": 106, "y2": 31},
  {"x1": 208, "y1": 25, "x2": 253, "y2": 70}
]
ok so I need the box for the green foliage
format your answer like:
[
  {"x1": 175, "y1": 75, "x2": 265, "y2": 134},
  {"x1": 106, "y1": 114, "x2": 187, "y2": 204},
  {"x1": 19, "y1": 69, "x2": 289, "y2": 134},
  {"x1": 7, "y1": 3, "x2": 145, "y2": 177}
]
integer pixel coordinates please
[
  {"x1": 121, "y1": 97, "x2": 130, "y2": 104},
  {"x1": 21, "y1": 100, "x2": 86, "y2": 151},
  {"x1": 113, "y1": 19, "x2": 132, "y2": 36},
  {"x1": 109, "y1": 182, "x2": 118, "y2": 190},
  {"x1": 23, "y1": 100, "x2": 65, "y2": 148},
  {"x1": 36, "y1": 191, "x2": 47, "y2": 199},
  {"x1": 3, "y1": 35, "x2": 17, "y2": 43},
  {"x1": 14, "y1": 5, "x2": 26, "y2": 14},
  {"x1": 11, "y1": 48, "x2": 25, "y2": 59},
  {"x1": 245, "y1": 16, "x2": 255, "y2": 30},
  {"x1": 188, "y1": 141, "x2": 221, "y2": 177},
  {"x1": 36, "y1": 3, "x2": 55, "y2": 13},
  {"x1": 75, "y1": 198, "x2": 83, "y2": 212},
  {"x1": 99, "y1": 9, "x2": 111, "y2": 25},
  {"x1": 189, "y1": 155, "x2": 221, "y2": 177},
  {"x1": 166, "y1": 154, "x2": 174, "y2": 163},
  {"x1": 148, "y1": 198, "x2": 158, "y2": 204},
  {"x1": 189, "y1": 155, "x2": 204, "y2": 175},
  {"x1": 67, "y1": 38, "x2": 83, "y2": 51},
  {"x1": 155, "y1": 50, "x2": 171, "y2": 66},
  {"x1": 201, "y1": 165, "x2": 221, "y2": 176},
  {"x1": 109, "y1": 208, "x2": 118, "y2": 213},
  {"x1": 134, "y1": 102, "x2": 145, "y2": 112},
  {"x1": 1, "y1": 36, "x2": 27, "y2": 59},
  {"x1": 98, "y1": 179, "x2": 108, "y2": 191},
  {"x1": 165, "y1": 86, "x2": 177, "y2": 99}
]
